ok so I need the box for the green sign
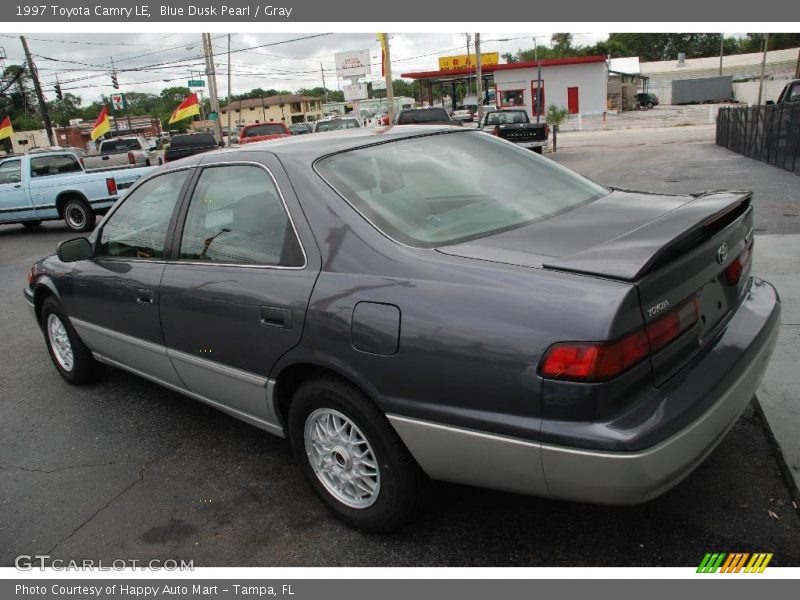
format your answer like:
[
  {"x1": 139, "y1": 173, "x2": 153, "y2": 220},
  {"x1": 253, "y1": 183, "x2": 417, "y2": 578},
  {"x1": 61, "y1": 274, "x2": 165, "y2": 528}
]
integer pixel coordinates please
[
  {"x1": 188, "y1": 79, "x2": 205, "y2": 87},
  {"x1": 208, "y1": 111, "x2": 218, "y2": 121}
]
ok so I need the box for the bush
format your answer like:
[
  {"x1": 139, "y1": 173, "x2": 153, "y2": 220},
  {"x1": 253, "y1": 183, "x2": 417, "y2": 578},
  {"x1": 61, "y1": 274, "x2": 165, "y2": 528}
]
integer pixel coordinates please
[{"x1": 545, "y1": 105, "x2": 569, "y2": 130}]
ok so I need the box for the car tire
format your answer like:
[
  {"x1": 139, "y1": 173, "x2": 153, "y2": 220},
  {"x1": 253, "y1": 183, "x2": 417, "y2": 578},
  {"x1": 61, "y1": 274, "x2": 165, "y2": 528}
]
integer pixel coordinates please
[
  {"x1": 40, "y1": 297, "x2": 105, "y2": 385},
  {"x1": 22, "y1": 220, "x2": 42, "y2": 230},
  {"x1": 63, "y1": 198, "x2": 94, "y2": 232},
  {"x1": 533, "y1": 146, "x2": 544, "y2": 155},
  {"x1": 647, "y1": 102, "x2": 654, "y2": 109},
  {"x1": 288, "y1": 377, "x2": 430, "y2": 532}
]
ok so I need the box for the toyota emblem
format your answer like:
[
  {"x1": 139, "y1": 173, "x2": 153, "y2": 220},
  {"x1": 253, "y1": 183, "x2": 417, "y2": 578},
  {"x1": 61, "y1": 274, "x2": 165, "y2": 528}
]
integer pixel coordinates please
[{"x1": 716, "y1": 242, "x2": 728, "y2": 264}]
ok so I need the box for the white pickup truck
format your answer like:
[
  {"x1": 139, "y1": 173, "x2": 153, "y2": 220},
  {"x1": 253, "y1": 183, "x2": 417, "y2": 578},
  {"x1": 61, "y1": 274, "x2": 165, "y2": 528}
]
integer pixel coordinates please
[
  {"x1": 83, "y1": 136, "x2": 160, "y2": 170},
  {"x1": 0, "y1": 150, "x2": 152, "y2": 232}
]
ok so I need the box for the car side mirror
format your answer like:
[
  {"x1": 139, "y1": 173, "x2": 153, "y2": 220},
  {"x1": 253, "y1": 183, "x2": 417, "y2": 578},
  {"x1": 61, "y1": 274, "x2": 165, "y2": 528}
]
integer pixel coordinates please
[{"x1": 57, "y1": 237, "x2": 93, "y2": 262}]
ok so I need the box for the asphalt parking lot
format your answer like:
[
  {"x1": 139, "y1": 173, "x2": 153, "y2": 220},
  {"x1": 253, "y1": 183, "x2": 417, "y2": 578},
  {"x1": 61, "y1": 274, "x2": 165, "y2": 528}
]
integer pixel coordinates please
[{"x1": 2, "y1": 125, "x2": 800, "y2": 567}]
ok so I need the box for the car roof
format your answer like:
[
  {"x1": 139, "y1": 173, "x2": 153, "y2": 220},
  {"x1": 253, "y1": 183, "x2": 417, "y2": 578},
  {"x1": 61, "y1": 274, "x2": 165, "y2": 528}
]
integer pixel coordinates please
[{"x1": 208, "y1": 125, "x2": 470, "y2": 164}]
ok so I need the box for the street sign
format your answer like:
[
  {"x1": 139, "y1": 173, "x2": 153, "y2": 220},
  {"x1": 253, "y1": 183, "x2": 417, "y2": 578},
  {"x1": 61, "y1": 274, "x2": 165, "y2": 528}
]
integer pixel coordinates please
[
  {"x1": 343, "y1": 83, "x2": 369, "y2": 102},
  {"x1": 438, "y1": 52, "x2": 499, "y2": 71},
  {"x1": 335, "y1": 50, "x2": 371, "y2": 79},
  {"x1": 208, "y1": 111, "x2": 218, "y2": 121},
  {"x1": 370, "y1": 79, "x2": 386, "y2": 91},
  {"x1": 110, "y1": 93, "x2": 127, "y2": 111},
  {"x1": 188, "y1": 79, "x2": 205, "y2": 87}
]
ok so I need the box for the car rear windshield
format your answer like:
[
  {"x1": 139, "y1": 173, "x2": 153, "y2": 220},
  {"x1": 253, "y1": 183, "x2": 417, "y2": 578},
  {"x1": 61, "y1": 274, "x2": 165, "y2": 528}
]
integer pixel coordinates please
[
  {"x1": 396, "y1": 109, "x2": 449, "y2": 124},
  {"x1": 316, "y1": 131, "x2": 609, "y2": 248},
  {"x1": 485, "y1": 111, "x2": 528, "y2": 125},
  {"x1": 242, "y1": 124, "x2": 287, "y2": 137},
  {"x1": 101, "y1": 139, "x2": 143, "y2": 153},
  {"x1": 169, "y1": 134, "x2": 216, "y2": 149},
  {"x1": 316, "y1": 119, "x2": 360, "y2": 132}
]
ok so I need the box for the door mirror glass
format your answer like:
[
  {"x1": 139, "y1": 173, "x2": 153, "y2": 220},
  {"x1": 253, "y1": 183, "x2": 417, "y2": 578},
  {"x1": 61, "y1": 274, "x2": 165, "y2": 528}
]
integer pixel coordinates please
[{"x1": 57, "y1": 237, "x2": 93, "y2": 262}]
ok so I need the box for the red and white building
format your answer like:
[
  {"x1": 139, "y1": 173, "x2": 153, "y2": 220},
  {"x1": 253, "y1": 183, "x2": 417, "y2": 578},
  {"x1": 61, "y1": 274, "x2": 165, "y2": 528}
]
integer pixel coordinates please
[{"x1": 402, "y1": 55, "x2": 609, "y2": 117}]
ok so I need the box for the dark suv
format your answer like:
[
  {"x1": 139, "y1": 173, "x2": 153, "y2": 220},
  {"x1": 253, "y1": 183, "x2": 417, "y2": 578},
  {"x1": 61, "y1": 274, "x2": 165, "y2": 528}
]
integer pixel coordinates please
[
  {"x1": 394, "y1": 107, "x2": 458, "y2": 125},
  {"x1": 164, "y1": 132, "x2": 219, "y2": 163}
]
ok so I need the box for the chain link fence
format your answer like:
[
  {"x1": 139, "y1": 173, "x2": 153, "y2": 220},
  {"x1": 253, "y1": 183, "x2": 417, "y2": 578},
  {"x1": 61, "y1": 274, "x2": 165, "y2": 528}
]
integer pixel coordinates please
[{"x1": 717, "y1": 104, "x2": 800, "y2": 175}]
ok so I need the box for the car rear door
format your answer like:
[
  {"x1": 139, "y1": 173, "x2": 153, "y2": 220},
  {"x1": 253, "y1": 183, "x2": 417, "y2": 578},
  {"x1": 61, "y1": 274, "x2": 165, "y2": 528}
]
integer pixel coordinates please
[
  {"x1": 157, "y1": 153, "x2": 320, "y2": 426},
  {"x1": 0, "y1": 158, "x2": 34, "y2": 221}
]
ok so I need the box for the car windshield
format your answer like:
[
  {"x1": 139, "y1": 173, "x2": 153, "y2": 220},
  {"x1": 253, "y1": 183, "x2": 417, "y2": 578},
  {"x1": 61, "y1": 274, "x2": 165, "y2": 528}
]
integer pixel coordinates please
[
  {"x1": 316, "y1": 131, "x2": 609, "y2": 248},
  {"x1": 243, "y1": 124, "x2": 286, "y2": 137},
  {"x1": 397, "y1": 109, "x2": 449, "y2": 124},
  {"x1": 101, "y1": 139, "x2": 142, "y2": 153},
  {"x1": 316, "y1": 119, "x2": 359, "y2": 132}
]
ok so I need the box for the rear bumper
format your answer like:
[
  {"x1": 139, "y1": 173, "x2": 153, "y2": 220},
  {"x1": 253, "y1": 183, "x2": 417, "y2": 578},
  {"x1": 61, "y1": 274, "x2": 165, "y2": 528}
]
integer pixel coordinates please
[
  {"x1": 389, "y1": 277, "x2": 780, "y2": 504},
  {"x1": 517, "y1": 139, "x2": 548, "y2": 149}
]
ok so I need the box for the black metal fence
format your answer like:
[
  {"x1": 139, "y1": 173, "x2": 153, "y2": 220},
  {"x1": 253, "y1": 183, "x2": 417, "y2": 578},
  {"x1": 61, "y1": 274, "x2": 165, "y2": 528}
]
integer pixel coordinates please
[{"x1": 716, "y1": 104, "x2": 800, "y2": 175}]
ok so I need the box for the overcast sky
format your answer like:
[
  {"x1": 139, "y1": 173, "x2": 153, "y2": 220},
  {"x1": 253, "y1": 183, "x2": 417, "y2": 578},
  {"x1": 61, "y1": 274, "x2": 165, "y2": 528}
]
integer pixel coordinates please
[{"x1": 1, "y1": 32, "x2": 609, "y2": 105}]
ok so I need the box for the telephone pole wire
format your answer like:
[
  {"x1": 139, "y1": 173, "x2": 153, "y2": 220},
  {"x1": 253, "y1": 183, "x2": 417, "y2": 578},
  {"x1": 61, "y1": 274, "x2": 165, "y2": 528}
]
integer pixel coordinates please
[{"x1": 20, "y1": 36, "x2": 55, "y2": 145}]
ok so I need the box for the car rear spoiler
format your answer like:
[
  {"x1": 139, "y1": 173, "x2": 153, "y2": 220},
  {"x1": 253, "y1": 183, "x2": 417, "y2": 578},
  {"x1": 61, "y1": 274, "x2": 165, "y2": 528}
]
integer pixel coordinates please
[{"x1": 541, "y1": 190, "x2": 753, "y2": 281}]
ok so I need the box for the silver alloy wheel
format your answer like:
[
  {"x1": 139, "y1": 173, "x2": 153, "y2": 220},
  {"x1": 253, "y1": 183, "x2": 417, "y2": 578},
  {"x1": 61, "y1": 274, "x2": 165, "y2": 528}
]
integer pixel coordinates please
[
  {"x1": 47, "y1": 313, "x2": 74, "y2": 371},
  {"x1": 65, "y1": 204, "x2": 86, "y2": 230},
  {"x1": 304, "y1": 408, "x2": 380, "y2": 509}
]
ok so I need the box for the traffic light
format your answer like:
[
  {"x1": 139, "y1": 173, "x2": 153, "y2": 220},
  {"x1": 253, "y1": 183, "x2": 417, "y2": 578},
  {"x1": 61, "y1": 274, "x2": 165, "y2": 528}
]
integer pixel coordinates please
[
  {"x1": 111, "y1": 72, "x2": 119, "y2": 89},
  {"x1": 54, "y1": 83, "x2": 63, "y2": 100}
]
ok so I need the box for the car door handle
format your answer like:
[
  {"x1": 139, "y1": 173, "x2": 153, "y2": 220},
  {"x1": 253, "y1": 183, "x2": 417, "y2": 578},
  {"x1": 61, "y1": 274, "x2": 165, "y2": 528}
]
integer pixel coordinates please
[
  {"x1": 136, "y1": 288, "x2": 155, "y2": 305},
  {"x1": 260, "y1": 305, "x2": 292, "y2": 328}
]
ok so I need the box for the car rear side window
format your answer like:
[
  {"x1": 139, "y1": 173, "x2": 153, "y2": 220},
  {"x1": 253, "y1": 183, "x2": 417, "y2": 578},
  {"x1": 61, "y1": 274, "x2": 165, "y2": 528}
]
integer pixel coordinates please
[
  {"x1": 316, "y1": 131, "x2": 608, "y2": 248},
  {"x1": 29, "y1": 154, "x2": 82, "y2": 178},
  {"x1": 0, "y1": 159, "x2": 21, "y2": 184},
  {"x1": 177, "y1": 165, "x2": 304, "y2": 267},
  {"x1": 97, "y1": 169, "x2": 189, "y2": 259},
  {"x1": 243, "y1": 124, "x2": 286, "y2": 137}
]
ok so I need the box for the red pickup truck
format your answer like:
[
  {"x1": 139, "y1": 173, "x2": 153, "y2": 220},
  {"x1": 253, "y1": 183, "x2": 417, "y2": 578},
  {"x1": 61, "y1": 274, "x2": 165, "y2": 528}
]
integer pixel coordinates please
[{"x1": 238, "y1": 123, "x2": 291, "y2": 144}]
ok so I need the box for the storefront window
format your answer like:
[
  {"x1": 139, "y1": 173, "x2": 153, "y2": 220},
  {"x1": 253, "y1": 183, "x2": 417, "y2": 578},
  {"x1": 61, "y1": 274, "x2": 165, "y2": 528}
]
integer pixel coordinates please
[{"x1": 499, "y1": 89, "x2": 525, "y2": 108}]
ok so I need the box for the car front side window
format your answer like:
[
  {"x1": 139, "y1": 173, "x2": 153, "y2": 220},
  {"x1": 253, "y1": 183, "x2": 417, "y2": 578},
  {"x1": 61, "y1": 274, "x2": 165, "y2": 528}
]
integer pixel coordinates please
[
  {"x1": 178, "y1": 165, "x2": 304, "y2": 267},
  {"x1": 96, "y1": 169, "x2": 190, "y2": 259}
]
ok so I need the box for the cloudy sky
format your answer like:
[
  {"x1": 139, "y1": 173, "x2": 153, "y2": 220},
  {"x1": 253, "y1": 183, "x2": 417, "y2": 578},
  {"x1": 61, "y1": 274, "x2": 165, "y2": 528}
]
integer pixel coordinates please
[{"x1": 1, "y1": 32, "x2": 609, "y2": 105}]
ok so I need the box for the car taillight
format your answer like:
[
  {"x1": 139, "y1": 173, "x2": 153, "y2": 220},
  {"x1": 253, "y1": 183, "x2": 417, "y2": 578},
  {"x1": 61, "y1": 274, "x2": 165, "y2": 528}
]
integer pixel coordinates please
[
  {"x1": 645, "y1": 297, "x2": 699, "y2": 353},
  {"x1": 544, "y1": 124, "x2": 550, "y2": 137},
  {"x1": 492, "y1": 126, "x2": 500, "y2": 136},
  {"x1": 540, "y1": 297, "x2": 699, "y2": 382},
  {"x1": 106, "y1": 178, "x2": 117, "y2": 195},
  {"x1": 128, "y1": 151, "x2": 135, "y2": 165},
  {"x1": 725, "y1": 236, "x2": 754, "y2": 286}
]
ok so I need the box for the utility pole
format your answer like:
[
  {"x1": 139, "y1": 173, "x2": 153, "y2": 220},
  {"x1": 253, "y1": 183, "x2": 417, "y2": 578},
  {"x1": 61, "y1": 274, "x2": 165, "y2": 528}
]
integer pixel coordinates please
[
  {"x1": 475, "y1": 33, "x2": 484, "y2": 121},
  {"x1": 20, "y1": 36, "x2": 55, "y2": 145},
  {"x1": 202, "y1": 33, "x2": 223, "y2": 141},
  {"x1": 227, "y1": 33, "x2": 232, "y2": 145},
  {"x1": 320, "y1": 62, "x2": 328, "y2": 102},
  {"x1": 757, "y1": 33, "x2": 770, "y2": 106},
  {"x1": 465, "y1": 33, "x2": 472, "y2": 96},
  {"x1": 719, "y1": 34, "x2": 724, "y2": 76},
  {"x1": 534, "y1": 37, "x2": 542, "y2": 123},
  {"x1": 380, "y1": 33, "x2": 395, "y2": 123}
]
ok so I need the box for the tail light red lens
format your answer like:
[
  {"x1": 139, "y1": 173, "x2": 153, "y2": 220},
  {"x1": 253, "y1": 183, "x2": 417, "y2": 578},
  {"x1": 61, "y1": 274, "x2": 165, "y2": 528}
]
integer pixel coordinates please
[
  {"x1": 726, "y1": 236, "x2": 754, "y2": 286},
  {"x1": 540, "y1": 296, "x2": 699, "y2": 382},
  {"x1": 127, "y1": 151, "x2": 135, "y2": 165},
  {"x1": 544, "y1": 124, "x2": 550, "y2": 137},
  {"x1": 106, "y1": 177, "x2": 117, "y2": 195},
  {"x1": 492, "y1": 126, "x2": 500, "y2": 136}
]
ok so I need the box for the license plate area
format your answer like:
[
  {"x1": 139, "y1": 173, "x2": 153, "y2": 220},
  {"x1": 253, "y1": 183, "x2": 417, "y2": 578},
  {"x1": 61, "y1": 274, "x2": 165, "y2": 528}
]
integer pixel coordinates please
[{"x1": 697, "y1": 277, "x2": 729, "y2": 337}]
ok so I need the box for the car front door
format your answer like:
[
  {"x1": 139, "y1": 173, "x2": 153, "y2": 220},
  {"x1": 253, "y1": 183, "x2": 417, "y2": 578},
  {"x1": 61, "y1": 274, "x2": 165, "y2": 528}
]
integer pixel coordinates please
[
  {"x1": 0, "y1": 159, "x2": 34, "y2": 222},
  {"x1": 66, "y1": 168, "x2": 193, "y2": 386},
  {"x1": 158, "y1": 157, "x2": 319, "y2": 427}
]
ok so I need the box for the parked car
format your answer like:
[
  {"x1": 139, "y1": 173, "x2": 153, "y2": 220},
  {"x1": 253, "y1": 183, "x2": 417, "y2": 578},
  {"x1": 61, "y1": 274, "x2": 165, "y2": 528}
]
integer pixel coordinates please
[
  {"x1": 479, "y1": 108, "x2": 549, "y2": 154},
  {"x1": 768, "y1": 79, "x2": 800, "y2": 105},
  {"x1": 393, "y1": 107, "x2": 458, "y2": 126},
  {"x1": 26, "y1": 127, "x2": 779, "y2": 532},
  {"x1": 289, "y1": 123, "x2": 314, "y2": 135},
  {"x1": 314, "y1": 118, "x2": 360, "y2": 133},
  {"x1": 238, "y1": 123, "x2": 292, "y2": 144},
  {"x1": 83, "y1": 136, "x2": 160, "y2": 170},
  {"x1": 0, "y1": 150, "x2": 151, "y2": 232},
  {"x1": 163, "y1": 132, "x2": 219, "y2": 163},
  {"x1": 636, "y1": 92, "x2": 660, "y2": 110},
  {"x1": 452, "y1": 105, "x2": 477, "y2": 123}
]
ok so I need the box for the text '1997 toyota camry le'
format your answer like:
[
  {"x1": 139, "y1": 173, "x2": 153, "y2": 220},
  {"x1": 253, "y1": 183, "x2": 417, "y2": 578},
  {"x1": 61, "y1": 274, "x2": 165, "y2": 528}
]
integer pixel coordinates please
[{"x1": 25, "y1": 126, "x2": 780, "y2": 532}]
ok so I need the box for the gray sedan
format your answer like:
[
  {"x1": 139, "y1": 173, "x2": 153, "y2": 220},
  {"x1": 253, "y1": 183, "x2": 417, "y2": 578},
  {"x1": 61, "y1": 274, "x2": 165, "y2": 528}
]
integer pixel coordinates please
[{"x1": 24, "y1": 126, "x2": 780, "y2": 532}]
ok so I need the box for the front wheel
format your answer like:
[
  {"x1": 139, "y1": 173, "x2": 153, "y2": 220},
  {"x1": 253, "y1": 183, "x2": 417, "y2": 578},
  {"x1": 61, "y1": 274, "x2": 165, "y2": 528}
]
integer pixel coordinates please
[
  {"x1": 63, "y1": 198, "x2": 94, "y2": 232},
  {"x1": 41, "y1": 297, "x2": 105, "y2": 385},
  {"x1": 289, "y1": 377, "x2": 430, "y2": 532}
]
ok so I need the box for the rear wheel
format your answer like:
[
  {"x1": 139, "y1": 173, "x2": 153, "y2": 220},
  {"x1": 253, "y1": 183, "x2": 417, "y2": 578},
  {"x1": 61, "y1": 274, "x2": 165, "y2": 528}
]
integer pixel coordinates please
[
  {"x1": 288, "y1": 377, "x2": 430, "y2": 532},
  {"x1": 22, "y1": 220, "x2": 42, "y2": 230},
  {"x1": 41, "y1": 297, "x2": 104, "y2": 385},
  {"x1": 63, "y1": 197, "x2": 94, "y2": 232}
]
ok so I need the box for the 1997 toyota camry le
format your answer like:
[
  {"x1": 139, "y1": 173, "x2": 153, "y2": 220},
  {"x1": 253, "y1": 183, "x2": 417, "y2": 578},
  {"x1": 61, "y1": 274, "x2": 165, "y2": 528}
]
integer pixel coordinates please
[{"x1": 25, "y1": 126, "x2": 780, "y2": 532}]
